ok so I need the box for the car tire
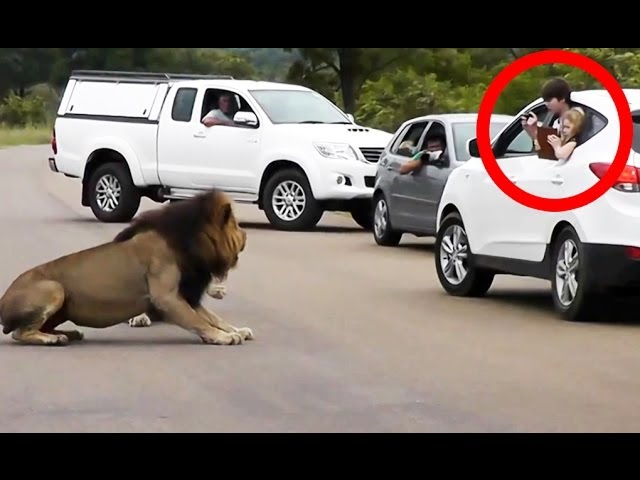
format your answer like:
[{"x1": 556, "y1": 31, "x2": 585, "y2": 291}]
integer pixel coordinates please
[
  {"x1": 372, "y1": 194, "x2": 402, "y2": 246},
  {"x1": 88, "y1": 162, "x2": 141, "y2": 223},
  {"x1": 435, "y1": 212, "x2": 494, "y2": 297},
  {"x1": 263, "y1": 168, "x2": 324, "y2": 231},
  {"x1": 550, "y1": 226, "x2": 601, "y2": 322}
]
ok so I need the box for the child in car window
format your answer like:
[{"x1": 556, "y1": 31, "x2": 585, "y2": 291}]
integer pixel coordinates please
[{"x1": 546, "y1": 107, "x2": 586, "y2": 161}]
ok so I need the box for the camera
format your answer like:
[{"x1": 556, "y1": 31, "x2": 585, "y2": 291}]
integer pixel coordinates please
[{"x1": 520, "y1": 112, "x2": 534, "y2": 122}]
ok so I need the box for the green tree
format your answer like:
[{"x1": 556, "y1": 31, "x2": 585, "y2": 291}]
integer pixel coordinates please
[{"x1": 283, "y1": 48, "x2": 416, "y2": 113}]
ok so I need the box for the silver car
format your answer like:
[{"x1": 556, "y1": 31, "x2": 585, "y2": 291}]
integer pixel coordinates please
[{"x1": 372, "y1": 113, "x2": 513, "y2": 246}]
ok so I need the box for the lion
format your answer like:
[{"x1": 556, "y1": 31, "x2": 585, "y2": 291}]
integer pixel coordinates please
[
  {"x1": 0, "y1": 190, "x2": 253, "y2": 347},
  {"x1": 115, "y1": 204, "x2": 230, "y2": 329}
]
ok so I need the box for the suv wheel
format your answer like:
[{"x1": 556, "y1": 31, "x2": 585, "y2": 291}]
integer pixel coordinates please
[
  {"x1": 551, "y1": 226, "x2": 600, "y2": 322},
  {"x1": 87, "y1": 162, "x2": 141, "y2": 223},
  {"x1": 263, "y1": 168, "x2": 323, "y2": 231},
  {"x1": 435, "y1": 212, "x2": 494, "y2": 297},
  {"x1": 373, "y1": 194, "x2": 402, "y2": 246}
]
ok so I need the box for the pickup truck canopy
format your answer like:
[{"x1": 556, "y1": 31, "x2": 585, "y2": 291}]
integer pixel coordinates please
[{"x1": 57, "y1": 70, "x2": 235, "y2": 120}]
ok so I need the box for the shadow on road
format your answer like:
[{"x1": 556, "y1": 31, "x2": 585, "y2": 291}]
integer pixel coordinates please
[
  {"x1": 41, "y1": 216, "x2": 365, "y2": 235},
  {"x1": 398, "y1": 242, "x2": 435, "y2": 253},
  {"x1": 484, "y1": 289, "x2": 640, "y2": 327},
  {"x1": 5, "y1": 337, "x2": 209, "y2": 348},
  {"x1": 239, "y1": 221, "x2": 363, "y2": 234}
]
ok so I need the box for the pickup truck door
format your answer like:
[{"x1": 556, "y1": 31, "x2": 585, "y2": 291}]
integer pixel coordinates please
[
  {"x1": 189, "y1": 123, "x2": 261, "y2": 192},
  {"x1": 156, "y1": 86, "x2": 261, "y2": 193}
]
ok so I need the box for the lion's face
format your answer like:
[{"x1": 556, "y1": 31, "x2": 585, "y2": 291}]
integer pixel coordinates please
[{"x1": 203, "y1": 192, "x2": 247, "y2": 275}]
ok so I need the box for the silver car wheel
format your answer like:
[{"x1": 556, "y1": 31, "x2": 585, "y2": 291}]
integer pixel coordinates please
[
  {"x1": 439, "y1": 224, "x2": 469, "y2": 286},
  {"x1": 95, "y1": 174, "x2": 121, "y2": 212},
  {"x1": 555, "y1": 239, "x2": 579, "y2": 307},
  {"x1": 272, "y1": 180, "x2": 306, "y2": 222},
  {"x1": 374, "y1": 198, "x2": 388, "y2": 238}
]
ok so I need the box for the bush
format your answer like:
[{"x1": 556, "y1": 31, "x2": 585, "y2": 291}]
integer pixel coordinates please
[{"x1": 0, "y1": 92, "x2": 52, "y2": 127}]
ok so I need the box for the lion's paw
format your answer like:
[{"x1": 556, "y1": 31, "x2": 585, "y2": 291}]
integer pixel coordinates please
[
  {"x1": 48, "y1": 334, "x2": 70, "y2": 346},
  {"x1": 129, "y1": 314, "x2": 152, "y2": 328},
  {"x1": 60, "y1": 330, "x2": 85, "y2": 342},
  {"x1": 235, "y1": 327, "x2": 254, "y2": 341},
  {"x1": 207, "y1": 284, "x2": 227, "y2": 300},
  {"x1": 201, "y1": 331, "x2": 243, "y2": 346}
]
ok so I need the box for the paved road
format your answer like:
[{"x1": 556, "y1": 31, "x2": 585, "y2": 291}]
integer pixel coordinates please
[{"x1": 2, "y1": 145, "x2": 640, "y2": 432}]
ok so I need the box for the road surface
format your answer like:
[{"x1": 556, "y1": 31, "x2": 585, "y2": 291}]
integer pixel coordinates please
[{"x1": 2, "y1": 145, "x2": 640, "y2": 433}]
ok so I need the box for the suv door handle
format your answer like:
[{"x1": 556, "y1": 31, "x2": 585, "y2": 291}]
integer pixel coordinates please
[
  {"x1": 194, "y1": 132, "x2": 207, "y2": 138},
  {"x1": 551, "y1": 176, "x2": 564, "y2": 185}
]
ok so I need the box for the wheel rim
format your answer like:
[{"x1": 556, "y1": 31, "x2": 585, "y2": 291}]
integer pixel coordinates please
[
  {"x1": 374, "y1": 198, "x2": 388, "y2": 238},
  {"x1": 439, "y1": 225, "x2": 469, "y2": 286},
  {"x1": 272, "y1": 180, "x2": 306, "y2": 221},
  {"x1": 95, "y1": 174, "x2": 121, "y2": 212},
  {"x1": 555, "y1": 239, "x2": 579, "y2": 307}
]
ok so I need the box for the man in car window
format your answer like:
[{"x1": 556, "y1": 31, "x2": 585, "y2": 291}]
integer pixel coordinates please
[
  {"x1": 202, "y1": 93, "x2": 238, "y2": 127},
  {"x1": 522, "y1": 78, "x2": 582, "y2": 139},
  {"x1": 399, "y1": 134, "x2": 446, "y2": 175}
]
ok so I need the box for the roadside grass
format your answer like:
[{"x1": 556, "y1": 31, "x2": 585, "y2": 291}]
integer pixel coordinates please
[{"x1": 0, "y1": 124, "x2": 51, "y2": 148}]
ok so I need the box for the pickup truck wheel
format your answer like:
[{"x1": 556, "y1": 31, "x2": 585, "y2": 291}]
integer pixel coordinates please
[
  {"x1": 263, "y1": 169, "x2": 323, "y2": 231},
  {"x1": 88, "y1": 163, "x2": 141, "y2": 223}
]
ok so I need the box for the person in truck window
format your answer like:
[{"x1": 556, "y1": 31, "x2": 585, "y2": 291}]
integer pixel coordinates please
[
  {"x1": 399, "y1": 134, "x2": 446, "y2": 175},
  {"x1": 202, "y1": 93, "x2": 238, "y2": 127}
]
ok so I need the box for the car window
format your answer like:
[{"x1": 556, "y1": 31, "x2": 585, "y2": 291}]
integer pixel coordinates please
[
  {"x1": 633, "y1": 114, "x2": 640, "y2": 154},
  {"x1": 249, "y1": 89, "x2": 350, "y2": 125},
  {"x1": 453, "y1": 121, "x2": 509, "y2": 162},
  {"x1": 391, "y1": 121, "x2": 429, "y2": 157},
  {"x1": 171, "y1": 88, "x2": 197, "y2": 122},
  {"x1": 493, "y1": 104, "x2": 551, "y2": 159},
  {"x1": 200, "y1": 88, "x2": 260, "y2": 128},
  {"x1": 549, "y1": 101, "x2": 608, "y2": 146}
]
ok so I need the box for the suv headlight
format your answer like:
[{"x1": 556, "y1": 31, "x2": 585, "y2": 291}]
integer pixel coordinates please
[{"x1": 313, "y1": 142, "x2": 359, "y2": 161}]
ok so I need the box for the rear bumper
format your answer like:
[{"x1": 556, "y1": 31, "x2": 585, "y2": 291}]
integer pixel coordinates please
[
  {"x1": 48, "y1": 157, "x2": 59, "y2": 173},
  {"x1": 584, "y1": 244, "x2": 640, "y2": 289}
]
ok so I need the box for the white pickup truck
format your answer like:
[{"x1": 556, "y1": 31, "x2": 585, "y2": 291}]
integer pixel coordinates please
[{"x1": 48, "y1": 70, "x2": 393, "y2": 231}]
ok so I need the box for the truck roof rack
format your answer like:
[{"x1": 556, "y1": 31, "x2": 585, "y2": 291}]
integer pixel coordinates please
[{"x1": 70, "y1": 70, "x2": 235, "y2": 84}]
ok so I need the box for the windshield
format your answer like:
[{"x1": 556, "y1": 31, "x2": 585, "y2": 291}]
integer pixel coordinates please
[
  {"x1": 452, "y1": 121, "x2": 510, "y2": 162},
  {"x1": 249, "y1": 89, "x2": 352, "y2": 125},
  {"x1": 634, "y1": 115, "x2": 640, "y2": 154}
]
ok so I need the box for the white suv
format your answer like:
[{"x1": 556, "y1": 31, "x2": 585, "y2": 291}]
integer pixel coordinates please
[{"x1": 434, "y1": 89, "x2": 640, "y2": 322}]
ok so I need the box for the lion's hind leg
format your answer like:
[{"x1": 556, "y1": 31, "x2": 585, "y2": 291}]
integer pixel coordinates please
[{"x1": 2, "y1": 280, "x2": 70, "y2": 346}]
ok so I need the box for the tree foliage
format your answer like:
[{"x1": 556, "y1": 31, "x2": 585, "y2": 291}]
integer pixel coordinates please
[{"x1": 2, "y1": 48, "x2": 640, "y2": 132}]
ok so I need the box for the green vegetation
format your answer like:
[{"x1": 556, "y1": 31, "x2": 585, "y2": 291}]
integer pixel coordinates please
[
  {"x1": 0, "y1": 125, "x2": 51, "y2": 148},
  {"x1": 1, "y1": 48, "x2": 637, "y2": 147}
]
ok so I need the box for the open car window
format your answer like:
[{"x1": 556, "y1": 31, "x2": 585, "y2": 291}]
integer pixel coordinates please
[{"x1": 493, "y1": 103, "x2": 551, "y2": 159}]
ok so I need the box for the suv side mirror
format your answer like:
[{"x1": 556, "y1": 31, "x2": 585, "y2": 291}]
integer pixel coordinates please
[
  {"x1": 467, "y1": 138, "x2": 480, "y2": 159},
  {"x1": 233, "y1": 111, "x2": 258, "y2": 127}
]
